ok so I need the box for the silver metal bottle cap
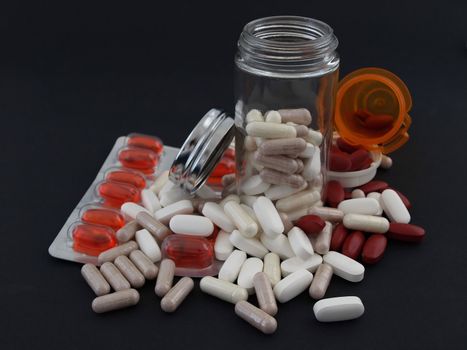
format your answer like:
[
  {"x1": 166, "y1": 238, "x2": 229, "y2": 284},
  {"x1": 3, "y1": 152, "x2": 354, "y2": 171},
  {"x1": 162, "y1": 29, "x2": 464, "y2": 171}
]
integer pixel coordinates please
[{"x1": 169, "y1": 108, "x2": 235, "y2": 194}]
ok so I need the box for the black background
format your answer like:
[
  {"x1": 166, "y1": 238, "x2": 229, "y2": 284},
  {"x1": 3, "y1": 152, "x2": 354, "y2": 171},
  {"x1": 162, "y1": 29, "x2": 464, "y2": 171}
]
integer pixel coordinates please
[{"x1": 1, "y1": 0, "x2": 467, "y2": 348}]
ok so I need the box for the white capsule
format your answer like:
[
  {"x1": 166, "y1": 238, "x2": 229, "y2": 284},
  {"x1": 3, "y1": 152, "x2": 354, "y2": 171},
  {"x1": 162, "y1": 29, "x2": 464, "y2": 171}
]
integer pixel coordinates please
[
  {"x1": 135, "y1": 229, "x2": 161, "y2": 263},
  {"x1": 240, "y1": 195, "x2": 258, "y2": 208},
  {"x1": 200, "y1": 276, "x2": 249, "y2": 304},
  {"x1": 214, "y1": 231, "x2": 234, "y2": 261},
  {"x1": 309, "y1": 206, "x2": 344, "y2": 222},
  {"x1": 241, "y1": 175, "x2": 271, "y2": 196},
  {"x1": 265, "y1": 110, "x2": 282, "y2": 123},
  {"x1": 381, "y1": 189, "x2": 411, "y2": 223},
  {"x1": 263, "y1": 253, "x2": 281, "y2": 286},
  {"x1": 286, "y1": 207, "x2": 311, "y2": 222},
  {"x1": 302, "y1": 147, "x2": 321, "y2": 181},
  {"x1": 337, "y1": 198, "x2": 381, "y2": 215},
  {"x1": 224, "y1": 201, "x2": 258, "y2": 238},
  {"x1": 298, "y1": 143, "x2": 315, "y2": 158},
  {"x1": 246, "y1": 122, "x2": 297, "y2": 139},
  {"x1": 154, "y1": 199, "x2": 194, "y2": 225},
  {"x1": 287, "y1": 227, "x2": 314, "y2": 260},
  {"x1": 237, "y1": 258, "x2": 264, "y2": 294},
  {"x1": 169, "y1": 214, "x2": 214, "y2": 237},
  {"x1": 159, "y1": 186, "x2": 191, "y2": 207},
  {"x1": 304, "y1": 129, "x2": 323, "y2": 146},
  {"x1": 280, "y1": 255, "x2": 323, "y2": 277},
  {"x1": 323, "y1": 251, "x2": 365, "y2": 282},
  {"x1": 150, "y1": 170, "x2": 169, "y2": 195},
  {"x1": 273, "y1": 269, "x2": 313, "y2": 303},
  {"x1": 275, "y1": 190, "x2": 320, "y2": 213},
  {"x1": 244, "y1": 136, "x2": 258, "y2": 151},
  {"x1": 264, "y1": 182, "x2": 308, "y2": 201},
  {"x1": 141, "y1": 189, "x2": 161, "y2": 213},
  {"x1": 312, "y1": 221, "x2": 333, "y2": 255},
  {"x1": 218, "y1": 249, "x2": 247, "y2": 282},
  {"x1": 246, "y1": 109, "x2": 264, "y2": 123},
  {"x1": 202, "y1": 202, "x2": 235, "y2": 233},
  {"x1": 313, "y1": 296, "x2": 365, "y2": 322},
  {"x1": 351, "y1": 189, "x2": 366, "y2": 199},
  {"x1": 343, "y1": 214, "x2": 389, "y2": 233},
  {"x1": 120, "y1": 202, "x2": 150, "y2": 220},
  {"x1": 380, "y1": 155, "x2": 393, "y2": 169},
  {"x1": 229, "y1": 230, "x2": 268, "y2": 258},
  {"x1": 253, "y1": 196, "x2": 284, "y2": 238},
  {"x1": 260, "y1": 233, "x2": 295, "y2": 260},
  {"x1": 278, "y1": 108, "x2": 312, "y2": 125},
  {"x1": 219, "y1": 194, "x2": 241, "y2": 208}
]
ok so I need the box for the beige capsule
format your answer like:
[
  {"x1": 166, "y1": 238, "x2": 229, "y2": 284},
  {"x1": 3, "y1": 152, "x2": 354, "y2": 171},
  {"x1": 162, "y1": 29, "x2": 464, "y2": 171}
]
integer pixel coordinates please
[
  {"x1": 136, "y1": 211, "x2": 171, "y2": 242},
  {"x1": 278, "y1": 212, "x2": 293, "y2": 233},
  {"x1": 295, "y1": 159, "x2": 304, "y2": 173},
  {"x1": 259, "y1": 138, "x2": 307, "y2": 156},
  {"x1": 155, "y1": 259, "x2": 176, "y2": 297},
  {"x1": 246, "y1": 122, "x2": 297, "y2": 139},
  {"x1": 260, "y1": 168, "x2": 306, "y2": 189},
  {"x1": 263, "y1": 253, "x2": 281, "y2": 286},
  {"x1": 275, "y1": 190, "x2": 321, "y2": 213},
  {"x1": 92, "y1": 289, "x2": 140, "y2": 313},
  {"x1": 309, "y1": 263, "x2": 333, "y2": 300},
  {"x1": 278, "y1": 108, "x2": 312, "y2": 125},
  {"x1": 254, "y1": 152, "x2": 299, "y2": 174},
  {"x1": 380, "y1": 155, "x2": 393, "y2": 169},
  {"x1": 97, "y1": 241, "x2": 138, "y2": 265},
  {"x1": 161, "y1": 277, "x2": 194, "y2": 313},
  {"x1": 291, "y1": 124, "x2": 309, "y2": 137},
  {"x1": 253, "y1": 272, "x2": 278, "y2": 316},
  {"x1": 235, "y1": 301, "x2": 278, "y2": 334},
  {"x1": 129, "y1": 250, "x2": 158, "y2": 280},
  {"x1": 100, "y1": 262, "x2": 131, "y2": 291},
  {"x1": 81, "y1": 264, "x2": 110, "y2": 296},
  {"x1": 116, "y1": 220, "x2": 141, "y2": 243},
  {"x1": 308, "y1": 206, "x2": 344, "y2": 222},
  {"x1": 114, "y1": 255, "x2": 145, "y2": 288}
]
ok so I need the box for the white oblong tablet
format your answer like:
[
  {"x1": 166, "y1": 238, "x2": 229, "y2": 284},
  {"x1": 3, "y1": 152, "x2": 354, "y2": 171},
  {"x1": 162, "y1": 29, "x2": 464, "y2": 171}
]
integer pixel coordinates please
[
  {"x1": 155, "y1": 200, "x2": 194, "y2": 225},
  {"x1": 381, "y1": 189, "x2": 411, "y2": 223},
  {"x1": 214, "y1": 231, "x2": 234, "y2": 261},
  {"x1": 313, "y1": 296, "x2": 364, "y2": 322},
  {"x1": 337, "y1": 198, "x2": 380, "y2": 215},
  {"x1": 287, "y1": 227, "x2": 314, "y2": 260},
  {"x1": 264, "y1": 182, "x2": 307, "y2": 201},
  {"x1": 273, "y1": 269, "x2": 313, "y2": 303},
  {"x1": 202, "y1": 202, "x2": 236, "y2": 233},
  {"x1": 343, "y1": 214, "x2": 389, "y2": 233},
  {"x1": 240, "y1": 195, "x2": 258, "y2": 208},
  {"x1": 169, "y1": 215, "x2": 214, "y2": 236},
  {"x1": 323, "y1": 251, "x2": 364, "y2": 282},
  {"x1": 237, "y1": 258, "x2": 264, "y2": 294},
  {"x1": 224, "y1": 201, "x2": 258, "y2": 238},
  {"x1": 141, "y1": 189, "x2": 161, "y2": 213},
  {"x1": 260, "y1": 233, "x2": 295, "y2": 260},
  {"x1": 150, "y1": 170, "x2": 169, "y2": 195},
  {"x1": 229, "y1": 230, "x2": 268, "y2": 259},
  {"x1": 253, "y1": 196, "x2": 284, "y2": 238},
  {"x1": 135, "y1": 229, "x2": 161, "y2": 263},
  {"x1": 159, "y1": 185, "x2": 191, "y2": 207},
  {"x1": 218, "y1": 250, "x2": 247, "y2": 282},
  {"x1": 121, "y1": 202, "x2": 150, "y2": 220},
  {"x1": 280, "y1": 255, "x2": 323, "y2": 277},
  {"x1": 241, "y1": 175, "x2": 271, "y2": 195},
  {"x1": 263, "y1": 253, "x2": 281, "y2": 286}
]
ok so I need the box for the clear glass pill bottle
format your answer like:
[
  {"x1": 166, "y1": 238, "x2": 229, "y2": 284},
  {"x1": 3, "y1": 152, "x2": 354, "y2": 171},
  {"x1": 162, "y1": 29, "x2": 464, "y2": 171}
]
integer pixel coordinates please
[{"x1": 234, "y1": 16, "x2": 340, "y2": 196}]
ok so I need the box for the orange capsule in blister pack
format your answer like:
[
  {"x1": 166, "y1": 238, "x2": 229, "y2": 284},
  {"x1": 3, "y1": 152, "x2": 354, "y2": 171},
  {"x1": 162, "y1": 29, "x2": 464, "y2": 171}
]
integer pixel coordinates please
[
  {"x1": 97, "y1": 180, "x2": 141, "y2": 208},
  {"x1": 206, "y1": 176, "x2": 223, "y2": 186},
  {"x1": 105, "y1": 169, "x2": 146, "y2": 189},
  {"x1": 210, "y1": 158, "x2": 235, "y2": 177},
  {"x1": 118, "y1": 147, "x2": 159, "y2": 173},
  {"x1": 127, "y1": 133, "x2": 164, "y2": 155},
  {"x1": 161, "y1": 235, "x2": 214, "y2": 269},
  {"x1": 81, "y1": 208, "x2": 126, "y2": 230},
  {"x1": 71, "y1": 223, "x2": 118, "y2": 256}
]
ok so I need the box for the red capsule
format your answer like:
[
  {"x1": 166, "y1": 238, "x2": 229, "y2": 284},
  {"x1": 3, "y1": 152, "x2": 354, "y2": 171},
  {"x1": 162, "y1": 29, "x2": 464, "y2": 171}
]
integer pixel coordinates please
[
  {"x1": 341, "y1": 231, "x2": 366, "y2": 260},
  {"x1": 361, "y1": 234, "x2": 387, "y2": 264},
  {"x1": 211, "y1": 158, "x2": 235, "y2": 177},
  {"x1": 324, "y1": 180, "x2": 345, "y2": 208},
  {"x1": 118, "y1": 147, "x2": 158, "y2": 173},
  {"x1": 349, "y1": 149, "x2": 372, "y2": 171},
  {"x1": 223, "y1": 148, "x2": 235, "y2": 160},
  {"x1": 330, "y1": 224, "x2": 349, "y2": 251},
  {"x1": 72, "y1": 223, "x2": 117, "y2": 256},
  {"x1": 97, "y1": 180, "x2": 141, "y2": 208},
  {"x1": 161, "y1": 235, "x2": 214, "y2": 269},
  {"x1": 296, "y1": 215, "x2": 325, "y2": 236},
  {"x1": 388, "y1": 188, "x2": 412, "y2": 209},
  {"x1": 206, "y1": 176, "x2": 223, "y2": 186},
  {"x1": 329, "y1": 150, "x2": 352, "y2": 172},
  {"x1": 81, "y1": 208, "x2": 126, "y2": 230},
  {"x1": 358, "y1": 180, "x2": 389, "y2": 194},
  {"x1": 336, "y1": 137, "x2": 360, "y2": 154},
  {"x1": 106, "y1": 170, "x2": 146, "y2": 189},
  {"x1": 127, "y1": 133, "x2": 163, "y2": 155},
  {"x1": 364, "y1": 114, "x2": 394, "y2": 130},
  {"x1": 387, "y1": 223, "x2": 425, "y2": 243}
]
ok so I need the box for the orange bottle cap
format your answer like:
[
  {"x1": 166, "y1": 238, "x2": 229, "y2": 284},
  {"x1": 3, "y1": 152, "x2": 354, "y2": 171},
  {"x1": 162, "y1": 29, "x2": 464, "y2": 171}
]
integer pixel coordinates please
[{"x1": 334, "y1": 67, "x2": 412, "y2": 154}]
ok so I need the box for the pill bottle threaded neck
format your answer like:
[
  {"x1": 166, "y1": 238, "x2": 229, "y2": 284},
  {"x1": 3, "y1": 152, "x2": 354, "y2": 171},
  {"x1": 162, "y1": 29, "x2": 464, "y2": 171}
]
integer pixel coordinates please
[{"x1": 236, "y1": 16, "x2": 339, "y2": 78}]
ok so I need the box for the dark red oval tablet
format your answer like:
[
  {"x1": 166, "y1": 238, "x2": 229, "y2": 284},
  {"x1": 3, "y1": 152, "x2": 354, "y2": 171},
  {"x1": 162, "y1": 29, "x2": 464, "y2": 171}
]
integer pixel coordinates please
[
  {"x1": 341, "y1": 231, "x2": 366, "y2": 260},
  {"x1": 358, "y1": 180, "x2": 389, "y2": 194},
  {"x1": 324, "y1": 180, "x2": 345, "y2": 208},
  {"x1": 336, "y1": 137, "x2": 360, "y2": 154},
  {"x1": 296, "y1": 215, "x2": 325, "y2": 236},
  {"x1": 362, "y1": 234, "x2": 387, "y2": 264},
  {"x1": 329, "y1": 151, "x2": 352, "y2": 172},
  {"x1": 387, "y1": 223, "x2": 425, "y2": 242},
  {"x1": 330, "y1": 223, "x2": 349, "y2": 251}
]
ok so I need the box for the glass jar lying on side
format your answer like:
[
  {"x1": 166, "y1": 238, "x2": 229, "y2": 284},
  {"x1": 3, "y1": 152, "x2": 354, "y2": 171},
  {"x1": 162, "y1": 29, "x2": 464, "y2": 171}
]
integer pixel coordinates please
[{"x1": 234, "y1": 16, "x2": 340, "y2": 214}]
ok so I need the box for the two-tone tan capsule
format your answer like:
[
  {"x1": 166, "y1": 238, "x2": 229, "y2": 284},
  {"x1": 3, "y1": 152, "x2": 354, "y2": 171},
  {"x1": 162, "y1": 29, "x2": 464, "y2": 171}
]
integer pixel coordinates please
[
  {"x1": 92, "y1": 289, "x2": 140, "y2": 313},
  {"x1": 308, "y1": 206, "x2": 344, "y2": 222},
  {"x1": 129, "y1": 250, "x2": 158, "y2": 280},
  {"x1": 136, "y1": 211, "x2": 171, "y2": 242},
  {"x1": 309, "y1": 263, "x2": 333, "y2": 300},
  {"x1": 291, "y1": 124, "x2": 309, "y2": 137},
  {"x1": 116, "y1": 220, "x2": 141, "y2": 242},
  {"x1": 275, "y1": 190, "x2": 320, "y2": 212},
  {"x1": 260, "y1": 168, "x2": 306, "y2": 188},
  {"x1": 81, "y1": 264, "x2": 111, "y2": 296},
  {"x1": 161, "y1": 277, "x2": 194, "y2": 313},
  {"x1": 155, "y1": 259, "x2": 175, "y2": 297},
  {"x1": 278, "y1": 108, "x2": 312, "y2": 125},
  {"x1": 100, "y1": 262, "x2": 131, "y2": 291},
  {"x1": 259, "y1": 138, "x2": 307, "y2": 156},
  {"x1": 235, "y1": 301, "x2": 277, "y2": 334},
  {"x1": 254, "y1": 152, "x2": 299, "y2": 174},
  {"x1": 114, "y1": 255, "x2": 145, "y2": 288},
  {"x1": 253, "y1": 272, "x2": 278, "y2": 316},
  {"x1": 97, "y1": 241, "x2": 138, "y2": 265}
]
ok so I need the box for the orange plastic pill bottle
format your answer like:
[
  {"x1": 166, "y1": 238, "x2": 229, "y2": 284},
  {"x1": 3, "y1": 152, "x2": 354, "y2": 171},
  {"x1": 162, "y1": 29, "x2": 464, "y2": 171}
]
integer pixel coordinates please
[{"x1": 334, "y1": 67, "x2": 412, "y2": 154}]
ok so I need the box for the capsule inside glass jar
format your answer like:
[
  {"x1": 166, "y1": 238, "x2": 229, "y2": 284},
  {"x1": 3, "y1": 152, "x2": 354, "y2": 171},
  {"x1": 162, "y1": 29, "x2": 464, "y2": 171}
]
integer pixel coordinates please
[
  {"x1": 161, "y1": 234, "x2": 214, "y2": 269},
  {"x1": 127, "y1": 133, "x2": 164, "y2": 155},
  {"x1": 97, "y1": 180, "x2": 141, "y2": 208},
  {"x1": 70, "y1": 223, "x2": 118, "y2": 256},
  {"x1": 118, "y1": 146, "x2": 159, "y2": 174},
  {"x1": 105, "y1": 168, "x2": 147, "y2": 189},
  {"x1": 80, "y1": 206, "x2": 126, "y2": 231}
]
